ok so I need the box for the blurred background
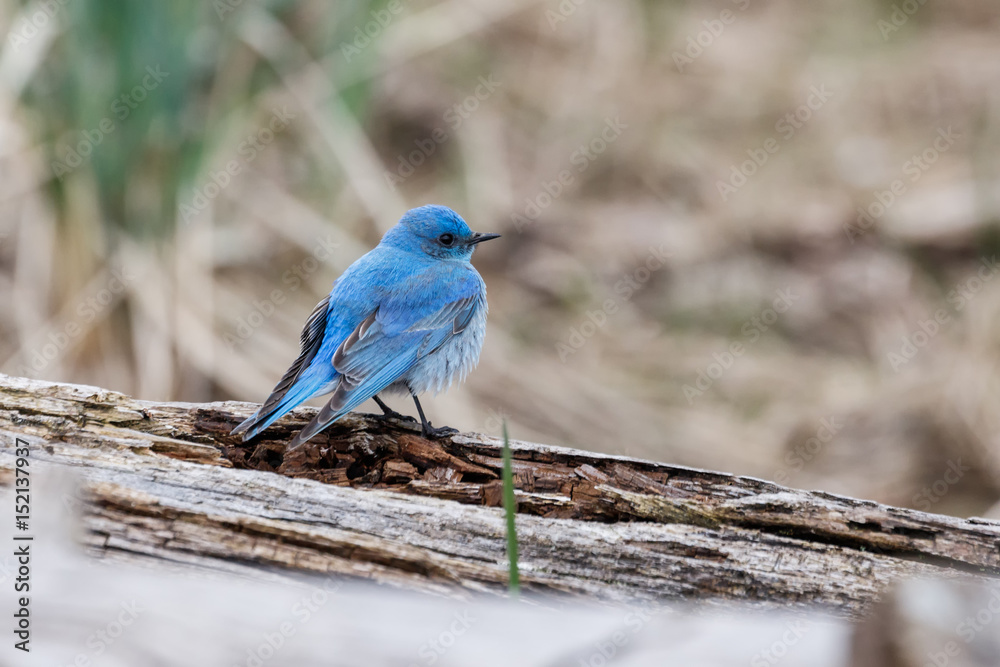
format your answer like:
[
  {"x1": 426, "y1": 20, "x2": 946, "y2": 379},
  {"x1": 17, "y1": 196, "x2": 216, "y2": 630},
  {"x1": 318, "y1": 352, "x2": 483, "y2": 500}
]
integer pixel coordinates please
[{"x1": 1, "y1": 0, "x2": 999, "y2": 518}]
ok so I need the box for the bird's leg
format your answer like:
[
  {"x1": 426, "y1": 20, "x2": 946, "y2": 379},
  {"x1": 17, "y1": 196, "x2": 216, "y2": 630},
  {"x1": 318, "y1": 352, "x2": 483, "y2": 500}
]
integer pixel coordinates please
[
  {"x1": 411, "y1": 394, "x2": 458, "y2": 439},
  {"x1": 373, "y1": 395, "x2": 416, "y2": 423}
]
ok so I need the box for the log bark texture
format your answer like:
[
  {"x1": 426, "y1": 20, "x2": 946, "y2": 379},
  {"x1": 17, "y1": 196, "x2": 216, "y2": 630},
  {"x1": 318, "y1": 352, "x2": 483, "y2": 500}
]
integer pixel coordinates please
[{"x1": 2, "y1": 373, "x2": 999, "y2": 618}]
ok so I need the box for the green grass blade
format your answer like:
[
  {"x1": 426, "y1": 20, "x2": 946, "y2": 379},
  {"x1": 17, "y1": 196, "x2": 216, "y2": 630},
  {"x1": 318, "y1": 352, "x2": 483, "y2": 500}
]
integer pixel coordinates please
[{"x1": 501, "y1": 419, "x2": 520, "y2": 596}]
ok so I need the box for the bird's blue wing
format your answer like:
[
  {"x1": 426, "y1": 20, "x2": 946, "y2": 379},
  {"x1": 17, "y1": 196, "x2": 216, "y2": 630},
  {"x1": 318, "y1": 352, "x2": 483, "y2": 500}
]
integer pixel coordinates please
[{"x1": 285, "y1": 271, "x2": 483, "y2": 450}]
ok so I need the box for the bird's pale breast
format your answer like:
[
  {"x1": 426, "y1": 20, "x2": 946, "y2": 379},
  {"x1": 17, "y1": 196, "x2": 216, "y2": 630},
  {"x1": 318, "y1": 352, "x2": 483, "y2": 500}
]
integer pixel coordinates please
[{"x1": 393, "y1": 292, "x2": 488, "y2": 396}]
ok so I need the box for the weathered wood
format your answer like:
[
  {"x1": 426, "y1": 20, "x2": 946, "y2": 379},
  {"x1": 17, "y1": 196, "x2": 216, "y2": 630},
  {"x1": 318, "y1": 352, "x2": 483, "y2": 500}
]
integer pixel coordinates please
[
  {"x1": 1, "y1": 503, "x2": 855, "y2": 667},
  {"x1": 1, "y1": 373, "x2": 999, "y2": 618}
]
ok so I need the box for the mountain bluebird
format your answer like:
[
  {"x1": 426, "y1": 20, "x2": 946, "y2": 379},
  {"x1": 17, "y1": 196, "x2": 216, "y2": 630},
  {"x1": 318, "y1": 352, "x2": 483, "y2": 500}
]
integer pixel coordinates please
[{"x1": 232, "y1": 205, "x2": 499, "y2": 452}]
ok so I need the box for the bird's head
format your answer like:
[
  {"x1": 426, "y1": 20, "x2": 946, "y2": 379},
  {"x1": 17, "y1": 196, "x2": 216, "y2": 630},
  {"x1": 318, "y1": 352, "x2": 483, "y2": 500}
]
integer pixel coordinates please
[{"x1": 381, "y1": 205, "x2": 500, "y2": 261}]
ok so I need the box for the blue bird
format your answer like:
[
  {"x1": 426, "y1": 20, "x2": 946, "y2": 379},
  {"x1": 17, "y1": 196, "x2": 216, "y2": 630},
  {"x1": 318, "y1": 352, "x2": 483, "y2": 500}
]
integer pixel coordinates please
[{"x1": 231, "y1": 205, "x2": 499, "y2": 452}]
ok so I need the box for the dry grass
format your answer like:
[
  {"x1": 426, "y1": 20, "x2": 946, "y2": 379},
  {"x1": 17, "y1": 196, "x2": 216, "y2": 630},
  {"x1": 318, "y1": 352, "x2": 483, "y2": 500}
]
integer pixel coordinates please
[{"x1": 1, "y1": 0, "x2": 1000, "y2": 517}]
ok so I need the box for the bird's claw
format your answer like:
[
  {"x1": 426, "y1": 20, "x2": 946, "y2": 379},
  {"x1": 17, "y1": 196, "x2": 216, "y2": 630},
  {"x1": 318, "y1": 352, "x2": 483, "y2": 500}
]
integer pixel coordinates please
[
  {"x1": 380, "y1": 409, "x2": 417, "y2": 423},
  {"x1": 373, "y1": 396, "x2": 418, "y2": 423},
  {"x1": 422, "y1": 423, "x2": 459, "y2": 439}
]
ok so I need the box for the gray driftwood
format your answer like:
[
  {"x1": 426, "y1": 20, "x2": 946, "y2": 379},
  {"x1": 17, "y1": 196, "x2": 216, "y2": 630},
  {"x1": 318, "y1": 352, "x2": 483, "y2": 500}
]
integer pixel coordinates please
[{"x1": 1, "y1": 373, "x2": 999, "y2": 619}]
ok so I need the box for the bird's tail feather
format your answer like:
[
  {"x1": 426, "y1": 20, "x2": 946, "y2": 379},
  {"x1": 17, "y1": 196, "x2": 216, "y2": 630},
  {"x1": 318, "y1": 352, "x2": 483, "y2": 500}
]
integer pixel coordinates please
[
  {"x1": 231, "y1": 371, "x2": 335, "y2": 441},
  {"x1": 285, "y1": 352, "x2": 419, "y2": 452}
]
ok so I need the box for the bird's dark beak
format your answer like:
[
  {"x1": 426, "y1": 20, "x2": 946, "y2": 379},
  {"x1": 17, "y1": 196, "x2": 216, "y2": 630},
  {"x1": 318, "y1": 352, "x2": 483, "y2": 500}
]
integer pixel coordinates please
[{"x1": 468, "y1": 232, "x2": 501, "y2": 245}]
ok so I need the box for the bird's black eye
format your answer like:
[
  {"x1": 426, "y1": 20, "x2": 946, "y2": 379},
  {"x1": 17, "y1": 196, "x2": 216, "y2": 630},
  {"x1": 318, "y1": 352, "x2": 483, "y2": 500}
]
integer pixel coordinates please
[{"x1": 438, "y1": 233, "x2": 455, "y2": 246}]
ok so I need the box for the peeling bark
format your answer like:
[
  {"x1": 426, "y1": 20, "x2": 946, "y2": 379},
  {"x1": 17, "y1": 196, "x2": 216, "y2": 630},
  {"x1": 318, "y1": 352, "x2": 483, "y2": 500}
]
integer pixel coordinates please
[{"x1": 1, "y1": 373, "x2": 999, "y2": 618}]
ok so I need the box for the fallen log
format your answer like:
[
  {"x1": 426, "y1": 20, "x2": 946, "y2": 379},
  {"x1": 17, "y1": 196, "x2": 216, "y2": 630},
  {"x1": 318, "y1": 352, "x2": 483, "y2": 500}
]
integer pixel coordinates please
[{"x1": 1, "y1": 373, "x2": 999, "y2": 618}]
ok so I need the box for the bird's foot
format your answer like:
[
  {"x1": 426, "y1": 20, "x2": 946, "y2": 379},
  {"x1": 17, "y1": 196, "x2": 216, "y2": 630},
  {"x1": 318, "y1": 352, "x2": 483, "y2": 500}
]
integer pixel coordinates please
[
  {"x1": 381, "y1": 408, "x2": 417, "y2": 423},
  {"x1": 374, "y1": 396, "x2": 417, "y2": 423},
  {"x1": 408, "y1": 394, "x2": 457, "y2": 438},
  {"x1": 421, "y1": 422, "x2": 459, "y2": 439}
]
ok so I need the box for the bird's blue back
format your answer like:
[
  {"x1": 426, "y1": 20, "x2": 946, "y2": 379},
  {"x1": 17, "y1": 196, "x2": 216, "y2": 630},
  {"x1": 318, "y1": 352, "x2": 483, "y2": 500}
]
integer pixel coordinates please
[{"x1": 305, "y1": 245, "x2": 481, "y2": 382}]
